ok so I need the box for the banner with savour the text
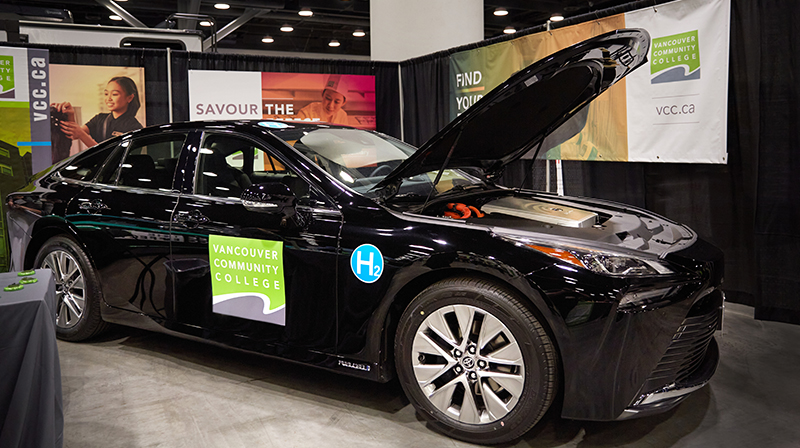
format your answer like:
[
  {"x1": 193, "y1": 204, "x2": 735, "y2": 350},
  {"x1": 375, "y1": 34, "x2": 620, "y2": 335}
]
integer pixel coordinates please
[{"x1": 189, "y1": 70, "x2": 376, "y2": 130}]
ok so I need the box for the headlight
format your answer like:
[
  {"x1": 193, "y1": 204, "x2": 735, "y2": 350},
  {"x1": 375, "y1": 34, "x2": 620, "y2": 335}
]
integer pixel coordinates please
[{"x1": 503, "y1": 237, "x2": 674, "y2": 277}]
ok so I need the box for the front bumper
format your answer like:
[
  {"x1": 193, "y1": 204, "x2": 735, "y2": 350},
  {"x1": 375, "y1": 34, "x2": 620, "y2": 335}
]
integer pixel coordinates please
[
  {"x1": 618, "y1": 290, "x2": 724, "y2": 419},
  {"x1": 618, "y1": 337, "x2": 719, "y2": 419}
]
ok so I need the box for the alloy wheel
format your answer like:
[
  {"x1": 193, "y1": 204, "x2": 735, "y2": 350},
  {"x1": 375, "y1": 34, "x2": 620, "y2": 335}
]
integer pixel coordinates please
[
  {"x1": 41, "y1": 249, "x2": 86, "y2": 329},
  {"x1": 411, "y1": 304, "x2": 525, "y2": 424}
]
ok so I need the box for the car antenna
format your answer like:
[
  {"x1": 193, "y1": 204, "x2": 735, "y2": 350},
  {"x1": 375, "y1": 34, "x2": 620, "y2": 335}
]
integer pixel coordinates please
[{"x1": 422, "y1": 131, "x2": 463, "y2": 210}]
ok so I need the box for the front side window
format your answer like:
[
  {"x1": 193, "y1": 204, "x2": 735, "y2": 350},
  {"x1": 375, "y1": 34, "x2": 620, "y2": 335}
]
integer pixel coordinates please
[
  {"x1": 57, "y1": 141, "x2": 119, "y2": 181},
  {"x1": 195, "y1": 133, "x2": 311, "y2": 201},
  {"x1": 116, "y1": 133, "x2": 187, "y2": 190}
]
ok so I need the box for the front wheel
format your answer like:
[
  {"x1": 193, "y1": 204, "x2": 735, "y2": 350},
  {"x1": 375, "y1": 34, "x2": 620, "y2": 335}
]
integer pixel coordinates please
[
  {"x1": 35, "y1": 235, "x2": 108, "y2": 341},
  {"x1": 395, "y1": 277, "x2": 558, "y2": 444}
]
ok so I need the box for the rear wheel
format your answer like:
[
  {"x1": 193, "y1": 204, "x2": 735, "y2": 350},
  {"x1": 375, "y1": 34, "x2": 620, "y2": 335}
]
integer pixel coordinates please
[
  {"x1": 395, "y1": 277, "x2": 558, "y2": 444},
  {"x1": 35, "y1": 235, "x2": 108, "y2": 341}
]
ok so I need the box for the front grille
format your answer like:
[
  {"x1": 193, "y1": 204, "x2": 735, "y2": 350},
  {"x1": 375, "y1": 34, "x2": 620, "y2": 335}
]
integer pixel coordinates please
[{"x1": 640, "y1": 289, "x2": 723, "y2": 393}]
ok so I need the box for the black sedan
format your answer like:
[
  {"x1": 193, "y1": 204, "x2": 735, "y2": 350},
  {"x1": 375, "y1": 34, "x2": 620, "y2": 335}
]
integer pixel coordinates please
[{"x1": 6, "y1": 29, "x2": 722, "y2": 444}]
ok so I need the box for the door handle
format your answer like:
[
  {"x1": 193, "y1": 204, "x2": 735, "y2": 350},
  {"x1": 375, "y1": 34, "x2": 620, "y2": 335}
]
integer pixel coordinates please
[
  {"x1": 79, "y1": 199, "x2": 109, "y2": 214},
  {"x1": 173, "y1": 210, "x2": 209, "y2": 228}
]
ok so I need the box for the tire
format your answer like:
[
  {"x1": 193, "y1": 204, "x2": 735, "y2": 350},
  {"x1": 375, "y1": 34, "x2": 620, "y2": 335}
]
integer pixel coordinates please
[
  {"x1": 395, "y1": 277, "x2": 558, "y2": 444},
  {"x1": 34, "y1": 235, "x2": 108, "y2": 341}
]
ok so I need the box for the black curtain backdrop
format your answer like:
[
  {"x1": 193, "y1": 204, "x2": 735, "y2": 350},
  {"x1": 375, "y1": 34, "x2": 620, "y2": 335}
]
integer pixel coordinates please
[
  {"x1": 747, "y1": 1, "x2": 800, "y2": 323},
  {"x1": 399, "y1": 55, "x2": 450, "y2": 145},
  {"x1": 4, "y1": 0, "x2": 798, "y2": 324},
  {"x1": 398, "y1": 0, "x2": 800, "y2": 325}
]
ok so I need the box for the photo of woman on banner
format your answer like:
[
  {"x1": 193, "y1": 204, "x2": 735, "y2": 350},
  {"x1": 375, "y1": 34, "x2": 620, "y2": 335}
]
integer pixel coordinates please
[
  {"x1": 295, "y1": 74, "x2": 350, "y2": 125},
  {"x1": 51, "y1": 76, "x2": 143, "y2": 160}
]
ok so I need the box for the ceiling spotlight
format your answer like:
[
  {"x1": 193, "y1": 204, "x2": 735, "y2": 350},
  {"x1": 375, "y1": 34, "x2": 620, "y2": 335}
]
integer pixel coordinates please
[
  {"x1": 199, "y1": 20, "x2": 213, "y2": 27},
  {"x1": 352, "y1": 29, "x2": 366, "y2": 37},
  {"x1": 109, "y1": 14, "x2": 123, "y2": 21},
  {"x1": 280, "y1": 24, "x2": 294, "y2": 32},
  {"x1": 329, "y1": 39, "x2": 340, "y2": 47},
  {"x1": 494, "y1": 7, "x2": 508, "y2": 16},
  {"x1": 214, "y1": 3, "x2": 230, "y2": 9},
  {"x1": 503, "y1": 26, "x2": 516, "y2": 34},
  {"x1": 262, "y1": 35, "x2": 274, "y2": 43},
  {"x1": 299, "y1": 7, "x2": 313, "y2": 17},
  {"x1": 550, "y1": 13, "x2": 564, "y2": 21}
]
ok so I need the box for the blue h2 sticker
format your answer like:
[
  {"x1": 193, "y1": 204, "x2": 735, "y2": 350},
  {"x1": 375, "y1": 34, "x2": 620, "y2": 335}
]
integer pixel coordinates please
[
  {"x1": 258, "y1": 121, "x2": 291, "y2": 129},
  {"x1": 350, "y1": 244, "x2": 383, "y2": 284}
]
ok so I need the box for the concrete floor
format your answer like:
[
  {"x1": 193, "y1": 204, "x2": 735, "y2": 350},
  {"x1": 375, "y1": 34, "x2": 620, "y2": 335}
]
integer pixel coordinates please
[{"x1": 58, "y1": 302, "x2": 800, "y2": 448}]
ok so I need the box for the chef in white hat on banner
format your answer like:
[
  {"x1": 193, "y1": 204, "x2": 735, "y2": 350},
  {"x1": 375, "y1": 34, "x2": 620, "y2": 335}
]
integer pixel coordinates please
[{"x1": 296, "y1": 74, "x2": 350, "y2": 125}]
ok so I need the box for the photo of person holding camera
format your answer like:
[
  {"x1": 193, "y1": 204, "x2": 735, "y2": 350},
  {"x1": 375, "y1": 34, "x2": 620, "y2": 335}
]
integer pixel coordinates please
[{"x1": 52, "y1": 76, "x2": 143, "y2": 148}]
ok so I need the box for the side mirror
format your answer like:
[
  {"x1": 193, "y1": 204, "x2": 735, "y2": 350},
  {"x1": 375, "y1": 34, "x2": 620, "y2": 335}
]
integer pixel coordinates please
[{"x1": 241, "y1": 182, "x2": 296, "y2": 214}]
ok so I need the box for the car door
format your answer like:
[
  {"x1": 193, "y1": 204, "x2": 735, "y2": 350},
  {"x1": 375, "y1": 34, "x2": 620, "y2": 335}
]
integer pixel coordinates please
[
  {"x1": 71, "y1": 131, "x2": 188, "y2": 318},
  {"x1": 168, "y1": 130, "x2": 342, "y2": 353}
]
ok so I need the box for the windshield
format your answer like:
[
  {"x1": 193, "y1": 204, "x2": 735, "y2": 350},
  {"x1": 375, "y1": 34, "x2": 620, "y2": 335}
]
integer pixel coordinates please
[{"x1": 273, "y1": 126, "x2": 484, "y2": 198}]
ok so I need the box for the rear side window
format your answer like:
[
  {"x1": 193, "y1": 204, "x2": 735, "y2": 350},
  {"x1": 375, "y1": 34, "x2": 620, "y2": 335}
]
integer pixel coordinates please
[
  {"x1": 195, "y1": 133, "x2": 313, "y2": 201},
  {"x1": 117, "y1": 133, "x2": 187, "y2": 190},
  {"x1": 57, "y1": 141, "x2": 119, "y2": 181}
]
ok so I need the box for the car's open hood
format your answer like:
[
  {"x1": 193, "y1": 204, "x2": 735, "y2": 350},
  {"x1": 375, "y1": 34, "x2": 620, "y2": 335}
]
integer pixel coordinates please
[{"x1": 377, "y1": 29, "x2": 650, "y2": 194}]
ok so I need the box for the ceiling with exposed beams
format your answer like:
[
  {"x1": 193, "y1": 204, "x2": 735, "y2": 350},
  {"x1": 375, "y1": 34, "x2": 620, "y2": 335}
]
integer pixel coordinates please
[{"x1": 1, "y1": 0, "x2": 638, "y2": 56}]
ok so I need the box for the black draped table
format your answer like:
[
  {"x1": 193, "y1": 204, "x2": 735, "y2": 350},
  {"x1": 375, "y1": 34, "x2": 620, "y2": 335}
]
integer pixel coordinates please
[{"x1": 0, "y1": 269, "x2": 63, "y2": 448}]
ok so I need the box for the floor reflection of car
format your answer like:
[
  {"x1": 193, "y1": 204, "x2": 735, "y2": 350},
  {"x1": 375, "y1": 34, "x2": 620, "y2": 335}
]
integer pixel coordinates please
[{"x1": 6, "y1": 29, "x2": 723, "y2": 445}]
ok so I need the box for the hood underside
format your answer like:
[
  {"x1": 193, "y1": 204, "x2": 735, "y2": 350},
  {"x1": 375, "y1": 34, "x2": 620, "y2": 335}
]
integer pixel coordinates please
[{"x1": 377, "y1": 29, "x2": 650, "y2": 192}]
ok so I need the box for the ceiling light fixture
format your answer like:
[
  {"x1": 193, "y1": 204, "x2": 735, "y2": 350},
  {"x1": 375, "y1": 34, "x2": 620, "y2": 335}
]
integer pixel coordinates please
[
  {"x1": 262, "y1": 35, "x2": 274, "y2": 43},
  {"x1": 214, "y1": 3, "x2": 230, "y2": 9},
  {"x1": 329, "y1": 39, "x2": 340, "y2": 47},
  {"x1": 280, "y1": 24, "x2": 294, "y2": 32},
  {"x1": 352, "y1": 29, "x2": 366, "y2": 37},
  {"x1": 299, "y1": 7, "x2": 313, "y2": 17},
  {"x1": 199, "y1": 20, "x2": 213, "y2": 27},
  {"x1": 494, "y1": 7, "x2": 508, "y2": 16},
  {"x1": 550, "y1": 13, "x2": 564, "y2": 21},
  {"x1": 109, "y1": 14, "x2": 123, "y2": 21},
  {"x1": 503, "y1": 26, "x2": 516, "y2": 34}
]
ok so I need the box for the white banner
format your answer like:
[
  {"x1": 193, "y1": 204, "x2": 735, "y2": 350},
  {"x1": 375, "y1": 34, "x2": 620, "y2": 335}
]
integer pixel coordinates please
[
  {"x1": 188, "y1": 70, "x2": 262, "y2": 121},
  {"x1": 625, "y1": 0, "x2": 731, "y2": 163},
  {"x1": 446, "y1": 0, "x2": 730, "y2": 163}
]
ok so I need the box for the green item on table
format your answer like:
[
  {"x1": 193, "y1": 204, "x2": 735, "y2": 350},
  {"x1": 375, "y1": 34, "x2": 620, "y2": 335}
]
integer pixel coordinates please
[
  {"x1": 17, "y1": 270, "x2": 35, "y2": 276},
  {"x1": 4, "y1": 283, "x2": 23, "y2": 291},
  {"x1": 19, "y1": 277, "x2": 38, "y2": 284}
]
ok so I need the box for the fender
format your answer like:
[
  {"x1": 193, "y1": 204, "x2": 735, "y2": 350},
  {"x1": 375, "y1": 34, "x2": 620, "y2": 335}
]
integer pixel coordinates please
[
  {"x1": 25, "y1": 217, "x2": 87, "y2": 269},
  {"x1": 352, "y1": 247, "x2": 565, "y2": 382}
]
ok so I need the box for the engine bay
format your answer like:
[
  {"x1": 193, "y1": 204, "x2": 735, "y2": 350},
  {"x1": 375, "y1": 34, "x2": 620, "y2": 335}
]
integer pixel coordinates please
[
  {"x1": 429, "y1": 195, "x2": 601, "y2": 228},
  {"x1": 410, "y1": 191, "x2": 695, "y2": 255}
]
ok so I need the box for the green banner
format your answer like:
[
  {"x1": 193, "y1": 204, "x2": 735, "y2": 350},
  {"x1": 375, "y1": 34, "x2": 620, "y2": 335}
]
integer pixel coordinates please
[
  {"x1": 0, "y1": 55, "x2": 14, "y2": 95},
  {"x1": 209, "y1": 234, "x2": 286, "y2": 326},
  {"x1": 1, "y1": 47, "x2": 50, "y2": 272}
]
